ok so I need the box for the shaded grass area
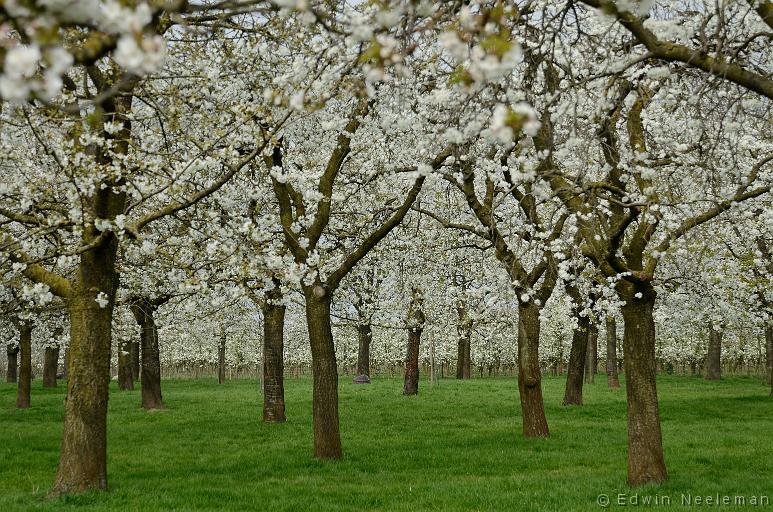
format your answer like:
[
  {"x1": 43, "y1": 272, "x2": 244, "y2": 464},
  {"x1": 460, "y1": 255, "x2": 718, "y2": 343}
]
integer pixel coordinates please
[{"x1": 1, "y1": 374, "x2": 772, "y2": 511}]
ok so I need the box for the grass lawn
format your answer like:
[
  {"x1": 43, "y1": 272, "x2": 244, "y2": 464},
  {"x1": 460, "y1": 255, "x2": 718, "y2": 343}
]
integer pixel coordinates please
[{"x1": 1, "y1": 374, "x2": 772, "y2": 511}]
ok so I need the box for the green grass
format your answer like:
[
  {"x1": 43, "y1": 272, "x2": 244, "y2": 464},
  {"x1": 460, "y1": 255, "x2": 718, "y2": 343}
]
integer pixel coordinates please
[{"x1": 1, "y1": 374, "x2": 772, "y2": 511}]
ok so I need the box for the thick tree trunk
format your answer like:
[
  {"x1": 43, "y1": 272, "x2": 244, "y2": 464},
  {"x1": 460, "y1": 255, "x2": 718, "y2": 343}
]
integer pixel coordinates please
[
  {"x1": 563, "y1": 314, "x2": 589, "y2": 405},
  {"x1": 304, "y1": 289, "x2": 342, "y2": 459},
  {"x1": 117, "y1": 340, "x2": 134, "y2": 391},
  {"x1": 53, "y1": 247, "x2": 121, "y2": 493},
  {"x1": 43, "y1": 345, "x2": 60, "y2": 388},
  {"x1": 130, "y1": 299, "x2": 164, "y2": 410},
  {"x1": 619, "y1": 286, "x2": 667, "y2": 486},
  {"x1": 218, "y1": 329, "x2": 226, "y2": 385},
  {"x1": 606, "y1": 317, "x2": 621, "y2": 388},
  {"x1": 262, "y1": 294, "x2": 286, "y2": 423},
  {"x1": 403, "y1": 328, "x2": 421, "y2": 395},
  {"x1": 129, "y1": 340, "x2": 140, "y2": 382},
  {"x1": 517, "y1": 302, "x2": 549, "y2": 437},
  {"x1": 356, "y1": 323, "x2": 372, "y2": 378},
  {"x1": 17, "y1": 323, "x2": 32, "y2": 408},
  {"x1": 584, "y1": 321, "x2": 598, "y2": 384},
  {"x1": 705, "y1": 324, "x2": 723, "y2": 381},
  {"x1": 6, "y1": 344, "x2": 19, "y2": 383}
]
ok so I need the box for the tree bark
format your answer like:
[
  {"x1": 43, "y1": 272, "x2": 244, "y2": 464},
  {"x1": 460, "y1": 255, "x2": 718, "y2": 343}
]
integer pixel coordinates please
[
  {"x1": 403, "y1": 328, "x2": 421, "y2": 395},
  {"x1": 53, "y1": 241, "x2": 121, "y2": 493},
  {"x1": 563, "y1": 313, "x2": 589, "y2": 405},
  {"x1": 130, "y1": 299, "x2": 164, "y2": 410},
  {"x1": 584, "y1": 321, "x2": 598, "y2": 384},
  {"x1": 17, "y1": 322, "x2": 33, "y2": 408},
  {"x1": 129, "y1": 340, "x2": 140, "y2": 382},
  {"x1": 262, "y1": 291, "x2": 286, "y2": 423},
  {"x1": 6, "y1": 344, "x2": 19, "y2": 383},
  {"x1": 705, "y1": 323, "x2": 723, "y2": 381},
  {"x1": 356, "y1": 323, "x2": 372, "y2": 378},
  {"x1": 619, "y1": 284, "x2": 667, "y2": 486},
  {"x1": 766, "y1": 324, "x2": 772, "y2": 397},
  {"x1": 218, "y1": 329, "x2": 226, "y2": 385},
  {"x1": 456, "y1": 303, "x2": 472, "y2": 379},
  {"x1": 304, "y1": 288, "x2": 342, "y2": 459},
  {"x1": 606, "y1": 317, "x2": 621, "y2": 388},
  {"x1": 517, "y1": 302, "x2": 549, "y2": 437},
  {"x1": 43, "y1": 344, "x2": 60, "y2": 388},
  {"x1": 117, "y1": 339, "x2": 134, "y2": 391}
]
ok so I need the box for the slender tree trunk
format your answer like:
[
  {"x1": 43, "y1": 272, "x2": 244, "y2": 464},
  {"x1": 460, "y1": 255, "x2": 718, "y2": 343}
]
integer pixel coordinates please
[
  {"x1": 304, "y1": 289, "x2": 342, "y2": 459},
  {"x1": 356, "y1": 323, "x2": 372, "y2": 378},
  {"x1": 456, "y1": 303, "x2": 472, "y2": 379},
  {"x1": 117, "y1": 340, "x2": 134, "y2": 391},
  {"x1": 130, "y1": 299, "x2": 164, "y2": 410},
  {"x1": 706, "y1": 324, "x2": 723, "y2": 381},
  {"x1": 619, "y1": 286, "x2": 667, "y2": 486},
  {"x1": 403, "y1": 328, "x2": 421, "y2": 395},
  {"x1": 563, "y1": 314, "x2": 589, "y2": 405},
  {"x1": 43, "y1": 344, "x2": 60, "y2": 388},
  {"x1": 765, "y1": 324, "x2": 772, "y2": 396},
  {"x1": 517, "y1": 302, "x2": 549, "y2": 437},
  {"x1": 606, "y1": 317, "x2": 620, "y2": 388},
  {"x1": 218, "y1": 329, "x2": 226, "y2": 385},
  {"x1": 584, "y1": 321, "x2": 598, "y2": 384},
  {"x1": 6, "y1": 344, "x2": 19, "y2": 383},
  {"x1": 262, "y1": 294, "x2": 286, "y2": 422},
  {"x1": 17, "y1": 323, "x2": 32, "y2": 408},
  {"x1": 129, "y1": 340, "x2": 140, "y2": 381}
]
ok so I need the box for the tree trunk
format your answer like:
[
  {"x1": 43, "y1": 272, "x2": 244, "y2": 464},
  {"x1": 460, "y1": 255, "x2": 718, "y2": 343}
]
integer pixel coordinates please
[
  {"x1": 304, "y1": 289, "x2": 342, "y2": 459},
  {"x1": 129, "y1": 340, "x2": 140, "y2": 382},
  {"x1": 456, "y1": 303, "x2": 472, "y2": 379},
  {"x1": 53, "y1": 246, "x2": 121, "y2": 493},
  {"x1": 356, "y1": 323, "x2": 372, "y2": 378},
  {"x1": 766, "y1": 324, "x2": 772, "y2": 397},
  {"x1": 43, "y1": 344, "x2": 60, "y2": 388},
  {"x1": 403, "y1": 328, "x2": 421, "y2": 395},
  {"x1": 6, "y1": 344, "x2": 19, "y2": 383},
  {"x1": 17, "y1": 322, "x2": 32, "y2": 408},
  {"x1": 218, "y1": 329, "x2": 226, "y2": 385},
  {"x1": 706, "y1": 324, "x2": 723, "y2": 381},
  {"x1": 117, "y1": 339, "x2": 134, "y2": 391},
  {"x1": 517, "y1": 302, "x2": 549, "y2": 437},
  {"x1": 606, "y1": 317, "x2": 620, "y2": 388},
  {"x1": 262, "y1": 295, "x2": 286, "y2": 423},
  {"x1": 619, "y1": 285, "x2": 667, "y2": 486},
  {"x1": 563, "y1": 313, "x2": 589, "y2": 405},
  {"x1": 130, "y1": 299, "x2": 164, "y2": 410},
  {"x1": 584, "y1": 321, "x2": 598, "y2": 384}
]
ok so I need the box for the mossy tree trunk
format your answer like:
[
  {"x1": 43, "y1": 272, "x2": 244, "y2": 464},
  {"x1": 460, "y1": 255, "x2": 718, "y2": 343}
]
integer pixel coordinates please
[
  {"x1": 403, "y1": 328, "x2": 421, "y2": 395},
  {"x1": 218, "y1": 328, "x2": 226, "y2": 385},
  {"x1": 6, "y1": 344, "x2": 19, "y2": 383},
  {"x1": 356, "y1": 323, "x2": 372, "y2": 378},
  {"x1": 43, "y1": 344, "x2": 60, "y2": 388},
  {"x1": 606, "y1": 317, "x2": 621, "y2": 388},
  {"x1": 584, "y1": 321, "x2": 598, "y2": 384},
  {"x1": 130, "y1": 297, "x2": 165, "y2": 410},
  {"x1": 705, "y1": 323, "x2": 723, "y2": 381},
  {"x1": 16, "y1": 322, "x2": 33, "y2": 408},
  {"x1": 619, "y1": 283, "x2": 667, "y2": 486},
  {"x1": 262, "y1": 284, "x2": 286, "y2": 422},
  {"x1": 304, "y1": 287, "x2": 341, "y2": 458},
  {"x1": 518, "y1": 301, "x2": 549, "y2": 437},
  {"x1": 456, "y1": 302, "x2": 472, "y2": 379},
  {"x1": 117, "y1": 339, "x2": 134, "y2": 391},
  {"x1": 766, "y1": 325, "x2": 772, "y2": 396},
  {"x1": 563, "y1": 311, "x2": 589, "y2": 406}
]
